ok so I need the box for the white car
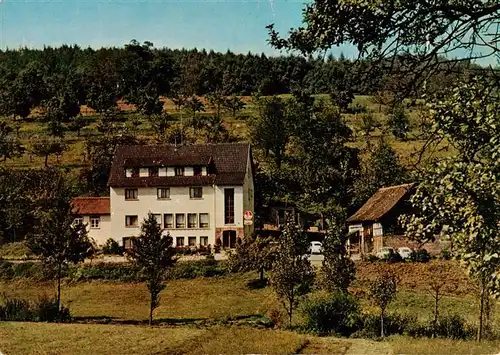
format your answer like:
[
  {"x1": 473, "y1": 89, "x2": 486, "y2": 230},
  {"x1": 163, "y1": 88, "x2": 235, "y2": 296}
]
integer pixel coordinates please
[
  {"x1": 310, "y1": 241, "x2": 323, "y2": 254},
  {"x1": 376, "y1": 247, "x2": 395, "y2": 259},
  {"x1": 397, "y1": 247, "x2": 413, "y2": 259}
]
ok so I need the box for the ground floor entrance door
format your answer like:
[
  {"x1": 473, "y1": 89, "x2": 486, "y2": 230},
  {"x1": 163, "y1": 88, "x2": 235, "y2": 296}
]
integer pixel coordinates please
[{"x1": 222, "y1": 230, "x2": 237, "y2": 248}]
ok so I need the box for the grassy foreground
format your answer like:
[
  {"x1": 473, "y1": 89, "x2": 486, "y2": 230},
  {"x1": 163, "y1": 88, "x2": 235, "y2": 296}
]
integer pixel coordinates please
[{"x1": 2, "y1": 322, "x2": 498, "y2": 355}]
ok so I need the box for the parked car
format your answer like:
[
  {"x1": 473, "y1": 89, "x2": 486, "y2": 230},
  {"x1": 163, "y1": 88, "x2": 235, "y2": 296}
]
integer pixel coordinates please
[
  {"x1": 397, "y1": 247, "x2": 413, "y2": 259},
  {"x1": 309, "y1": 241, "x2": 323, "y2": 254},
  {"x1": 376, "y1": 247, "x2": 395, "y2": 259}
]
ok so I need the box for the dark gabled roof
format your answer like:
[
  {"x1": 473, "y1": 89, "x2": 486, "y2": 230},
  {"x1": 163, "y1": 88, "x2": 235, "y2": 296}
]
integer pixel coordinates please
[
  {"x1": 346, "y1": 183, "x2": 415, "y2": 223},
  {"x1": 108, "y1": 143, "x2": 251, "y2": 187},
  {"x1": 72, "y1": 197, "x2": 110, "y2": 215}
]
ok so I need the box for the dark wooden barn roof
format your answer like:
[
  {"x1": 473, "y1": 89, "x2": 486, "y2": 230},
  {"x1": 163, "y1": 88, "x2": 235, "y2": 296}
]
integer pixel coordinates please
[
  {"x1": 108, "y1": 143, "x2": 251, "y2": 187},
  {"x1": 346, "y1": 183, "x2": 415, "y2": 223}
]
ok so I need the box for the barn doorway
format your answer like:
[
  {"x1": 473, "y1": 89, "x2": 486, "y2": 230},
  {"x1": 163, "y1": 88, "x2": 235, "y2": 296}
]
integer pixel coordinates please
[{"x1": 222, "y1": 230, "x2": 237, "y2": 249}]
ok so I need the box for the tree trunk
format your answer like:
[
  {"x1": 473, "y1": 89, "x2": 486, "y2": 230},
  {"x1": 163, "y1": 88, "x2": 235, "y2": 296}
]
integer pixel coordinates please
[
  {"x1": 149, "y1": 294, "x2": 154, "y2": 326},
  {"x1": 434, "y1": 290, "x2": 439, "y2": 324},
  {"x1": 477, "y1": 279, "x2": 486, "y2": 341},
  {"x1": 44, "y1": 154, "x2": 49, "y2": 167},
  {"x1": 380, "y1": 309, "x2": 385, "y2": 338},
  {"x1": 259, "y1": 267, "x2": 264, "y2": 282},
  {"x1": 57, "y1": 263, "x2": 62, "y2": 319}
]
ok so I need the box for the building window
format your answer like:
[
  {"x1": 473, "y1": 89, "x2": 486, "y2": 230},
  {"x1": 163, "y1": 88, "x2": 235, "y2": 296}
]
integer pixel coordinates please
[
  {"x1": 199, "y1": 213, "x2": 209, "y2": 228},
  {"x1": 188, "y1": 236, "x2": 196, "y2": 246},
  {"x1": 189, "y1": 187, "x2": 203, "y2": 199},
  {"x1": 176, "y1": 237, "x2": 185, "y2": 247},
  {"x1": 175, "y1": 213, "x2": 185, "y2": 228},
  {"x1": 200, "y1": 236, "x2": 208, "y2": 246},
  {"x1": 164, "y1": 214, "x2": 173, "y2": 228},
  {"x1": 175, "y1": 167, "x2": 184, "y2": 176},
  {"x1": 224, "y1": 188, "x2": 235, "y2": 224},
  {"x1": 125, "y1": 188, "x2": 138, "y2": 200},
  {"x1": 187, "y1": 213, "x2": 197, "y2": 228},
  {"x1": 126, "y1": 215, "x2": 138, "y2": 227},
  {"x1": 157, "y1": 188, "x2": 170, "y2": 199},
  {"x1": 123, "y1": 237, "x2": 134, "y2": 250},
  {"x1": 131, "y1": 168, "x2": 139, "y2": 177},
  {"x1": 73, "y1": 217, "x2": 83, "y2": 226},
  {"x1": 90, "y1": 216, "x2": 100, "y2": 229},
  {"x1": 149, "y1": 167, "x2": 159, "y2": 177},
  {"x1": 153, "y1": 214, "x2": 162, "y2": 227},
  {"x1": 193, "y1": 166, "x2": 202, "y2": 176}
]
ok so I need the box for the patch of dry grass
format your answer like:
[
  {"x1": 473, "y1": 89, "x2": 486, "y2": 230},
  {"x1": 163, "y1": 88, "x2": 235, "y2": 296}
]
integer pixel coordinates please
[
  {"x1": 180, "y1": 326, "x2": 310, "y2": 354},
  {"x1": 388, "y1": 335, "x2": 500, "y2": 355},
  {"x1": 0, "y1": 273, "x2": 275, "y2": 322},
  {"x1": 0, "y1": 322, "x2": 206, "y2": 355}
]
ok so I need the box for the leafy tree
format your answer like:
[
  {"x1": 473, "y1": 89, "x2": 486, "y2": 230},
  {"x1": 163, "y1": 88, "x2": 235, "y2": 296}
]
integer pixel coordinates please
[
  {"x1": 401, "y1": 77, "x2": 500, "y2": 340},
  {"x1": 270, "y1": 221, "x2": 315, "y2": 324},
  {"x1": 128, "y1": 213, "x2": 177, "y2": 325},
  {"x1": 386, "y1": 103, "x2": 410, "y2": 140},
  {"x1": 206, "y1": 92, "x2": 225, "y2": 118},
  {"x1": 31, "y1": 138, "x2": 66, "y2": 167},
  {"x1": 357, "y1": 112, "x2": 380, "y2": 137},
  {"x1": 248, "y1": 96, "x2": 290, "y2": 169},
  {"x1": 190, "y1": 115, "x2": 230, "y2": 143},
  {"x1": 68, "y1": 115, "x2": 88, "y2": 137},
  {"x1": 120, "y1": 41, "x2": 175, "y2": 117},
  {"x1": 353, "y1": 139, "x2": 408, "y2": 206},
  {"x1": 0, "y1": 62, "x2": 46, "y2": 121},
  {"x1": 0, "y1": 122, "x2": 24, "y2": 162},
  {"x1": 27, "y1": 172, "x2": 94, "y2": 313},
  {"x1": 267, "y1": 1, "x2": 500, "y2": 94},
  {"x1": 370, "y1": 271, "x2": 398, "y2": 338},
  {"x1": 320, "y1": 222, "x2": 355, "y2": 293},
  {"x1": 291, "y1": 103, "x2": 359, "y2": 222},
  {"x1": 183, "y1": 95, "x2": 205, "y2": 119},
  {"x1": 81, "y1": 133, "x2": 139, "y2": 195},
  {"x1": 329, "y1": 87, "x2": 354, "y2": 113},
  {"x1": 149, "y1": 113, "x2": 175, "y2": 143},
  {"x1": 223, "y1": 95, "x2": 246, "y2": 118},
  {"x1": 229, "y1": 234, "x2": 276, "y2": 283}
]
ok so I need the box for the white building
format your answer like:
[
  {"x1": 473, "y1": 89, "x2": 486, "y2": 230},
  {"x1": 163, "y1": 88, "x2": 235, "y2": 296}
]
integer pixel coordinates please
[
  {"x1": 81, "y1": 143, "x2": 255, "y2": 249},
  {"x1": 72, "y1": 197, "x2": 111, "y2": 246}
]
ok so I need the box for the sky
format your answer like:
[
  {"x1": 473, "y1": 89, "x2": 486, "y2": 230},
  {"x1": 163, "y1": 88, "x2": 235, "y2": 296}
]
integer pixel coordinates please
[{"x1": 0, "y1": 0, "x2": 358, "y2": 57}]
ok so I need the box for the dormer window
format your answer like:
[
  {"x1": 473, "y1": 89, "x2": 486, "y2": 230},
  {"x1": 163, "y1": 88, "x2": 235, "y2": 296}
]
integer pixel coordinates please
[
  {"x1": 175, "y1": 167, "x2": 184, "y2": 176},
  {"x1": 194, "y1": 166, "x2": 202, "y2": 176},
  {"x1": 149, "y1": 167, "x2": 159, "y2": 177}
]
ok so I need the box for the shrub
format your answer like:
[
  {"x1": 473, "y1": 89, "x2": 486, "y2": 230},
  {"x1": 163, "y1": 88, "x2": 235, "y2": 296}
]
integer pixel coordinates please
[
  {"x1": 35, "y1": 295, "x2": 71, "y2": 322},
  {"x1": 0, "y1": 294, "x2": 71, "y2": 322},
  {"x1": 355, "y1": 313, "x2": 422, "y2": 338},
  {"x1": 68, "y1": 263, "x2": 140, "y2": 282},
  {"x1": 408, "y1": 249, "x2": 431, "y2": 263},
  {"x1": 102, "y1": 238, "x2": 123, "y2": 255},
  {"x1": 431, "y1": 315, "x2": 474, "y2": 340},
  {"x1": 0, "y1": 260, "x2": 45, "y2": 280},
  {"x1": 301, "y1": 292, "x2": 361, "y2": 336},
  {"x1": 364, "y1": 254, "x2": 379, "y2": 262},
  {"x1": 0, "y1": 295, "x2": 33, "y2": 321},
  {"x1": 167, "y1": 259, "x2": 229, "y2": 280},
  {"x1": 440, "y1": 249, "x2": 452, "y2": 260},
  {"x1": 383, "y1": 251, "x2": 403, "y2": 263}
]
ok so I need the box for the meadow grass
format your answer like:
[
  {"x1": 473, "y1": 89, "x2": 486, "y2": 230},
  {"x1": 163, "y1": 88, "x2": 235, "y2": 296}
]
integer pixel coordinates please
[{"x1": 388, "y1": 335, "x2": 500, "y2": 355}]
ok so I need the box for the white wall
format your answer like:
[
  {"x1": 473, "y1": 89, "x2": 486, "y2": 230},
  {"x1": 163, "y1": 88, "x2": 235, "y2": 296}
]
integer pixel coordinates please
[
  {"x1": 214, "y1": 185, "x2": 244, "y2": 228},
  {"x1": 80, "y1": 215, "x2": 111, "y2": 246},
  {"x1": 110, "y1": 186, "x2": 216, "y2": 246}
]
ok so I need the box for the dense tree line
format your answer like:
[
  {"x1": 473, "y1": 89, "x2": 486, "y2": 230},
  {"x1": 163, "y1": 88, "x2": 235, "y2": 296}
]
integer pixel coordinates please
[{"x1": 0, "y1": 42, "x2": 476, "y2": 116}]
